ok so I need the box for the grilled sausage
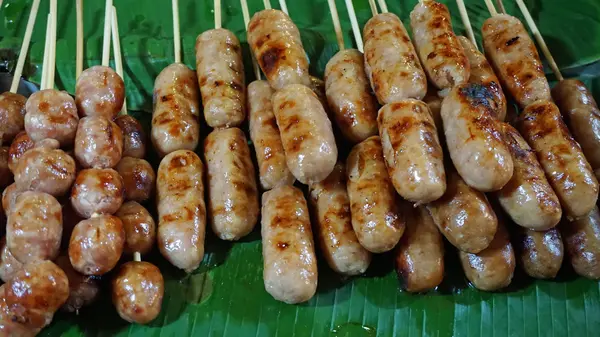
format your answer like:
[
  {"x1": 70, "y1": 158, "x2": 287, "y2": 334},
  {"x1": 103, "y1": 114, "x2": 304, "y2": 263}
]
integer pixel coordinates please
[
  {"x1": 516, "y1": 101, "x2": 598, "y2": 219},
  {"x1": 7, "y1": 131, "x2": 34, "y2": 173},
  {"x1": 152, "y1": 63, "x2": 200, "y2": 157},
  {"x1": 114, "y1": 115, "x2": 146, "y2": 159},
  {"x1": 115, "y1": 157, "x2": 155, "y2": 202},
  {"x1": 457, "y1": 36, "x2": 506, "y2": 121},
  {"x1": 24, "y1": 89, "x2": 79, "y2": 147},
  {"x1": 116, "y1": 201, "x2": 156, "y2": 255},
  {"x1": 0, "y1": 147, "x2": 10, "y2": 188},
  {"x1": 441, "y1": 83, "x2": 513, "y2": 192},
  {"x1": 55, "y1": 255, "x2": 100, "y2": 313},
  {"x1": 308, "y1": 163, "x2": 371, "y2": 275},
  {"x1": 513, "y1": 227, "x2": 563, "y2": 279},
  {"x1": 346, "y1": 136, "x2": 405, "y2": 253},
  {"x1": 204, "y1": 128, "x2": 259, "y2": 240},
  {"x1": 1, "y1": 183, "x2": 22, "y2": 214},
  {"x1": 71, "y1": 168, "x2": 124, "y2": 218},
  {"x1": 378, "y1": 99, "x2": 446, "y2": 204},
  {"x1": 410, "y1": 1, "x2": 470, "y2": 90},
  {"x1": 247, "y1": 80, "x2": 295, "y2": 190},
  {"x1": 272, "y1": 84, "x2": 338, "y2": 184},
  {"x1": 0, "y1": 237, "x2": 23, "y2": 282},
  {"x1": 324, "y1": 49, "x2": 379, "y2": 143},
  {"x1": 427, "y1": 168, "x2": 497, "y2": 253},
  {"x1": 561, "y1": 206, "x2": 600, "y2": 279},
  {"x1": 247, "y1": 9, "x2": 311, "y2": 90},
  {"x1": 482, "y1": 14, "x2": 550, "y2": 108},
  {"x1": 14, "y1": 146, "x2": 76, "y2": 197},
  {"x1": 75, "y1": 65, "x2": 125, "y2": 119},
  {"x1": 69, "y1": 215, "x2": 125, "y2": 275},
  {"x1": 495, "y1": 122, "x2": 562, "y2": 230},
  {"x1": 157, "y1": 150, "x2": 206, "y2": 273},
  {"x1": 112, "y1": 261, "x2": 164, "y2": 324},
  {"x1": 0, "y1": 92, "x2": 26, "y2": 143},
  {"x1": 262, "y1": 185, "x2": 317, "y2": 304},
  {"x1": 363, "y1": 13, "x2": 427, "y2": 103},
  {"x1": 74, "y1": 116, "x2": 124, "y2": 169}
]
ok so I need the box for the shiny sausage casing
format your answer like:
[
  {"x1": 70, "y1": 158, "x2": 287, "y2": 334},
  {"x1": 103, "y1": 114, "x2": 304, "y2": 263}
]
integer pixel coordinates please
[
  {"x1": 516, "y1": 101, "x2": 599, "y2": 219},
  {"x1": 71, "y1": 168, "x2": 125, "y2": 218},
  {"x1": 261, "y1": 185, "x2": 317, "y2": 304},
  {"x1": 495, "y1": 122, "x2": 562, "y2": 230},
  {"x1": 378, "y1": 99, "x2": 446, "y2": 204},
  {"x1": 308, "y1": 163, "x2": 372, "y2": 276},
  {"x1": 441, "y1": 83, "x2": 513, "y2": 192},
  {"x1": 0, "y1": 237, "x2": 23, "y2": 283},
  {"x1": 363, "y1": 13, "x2": 427, "y2": 103},
  {"x1": 114, "y1": 115, "x2": 147, "y2": 159},
  {"x1": 115, "y1": 157, "x2": 155, "y2": 202},
  {"x1": 115, "y1": 201, "x2": 156, "y2": 255},
  {"x1": 204, "y1": 128, "x2": 259, "y2": 240},
  {"x1": 157, "y1": 150, "x2": 206, "y2": 273},
  {"x1": 561, "y1": 206, "x2": 600, "y2": 279},
  {"x1": 395, "y1": 206, "x2": 444, "y2": 293},
  {"x1": 7, "y1": 131, "x2": 34, "y2": 173},
  {"x1": 75, "y1": 65, "x2": 125, "y2": 119},
  {"x1": 195, "y1": 29, "x2": 246, "y2": 128},
  {"x1": 0, "y1": 92, "x2": 26, "y2": 143},
  {"x1": 427, "y1": 168, "x2": 497, "y2": 253},
  {"x1": 482, "y1": 14, "x2": 551, "y2": 108},
  {"x1": 55, "y1": 255, "x2": 100, "y2": 313},
  {"x1": 248, "y1": 9, "x2": 311, "y2": 90},
  {"x1": 324, "y1": 49, "x2": 379, "y2": 143},
  {"x1": 410, "y1": 1, "x2": 470, "y2": 90},
  {"x1": 24, "y1": 89, "x2": 79, "y2": 147},
  {"x1": 14, "y1": 146, "x2": 76, "y2": 197},
  {"x1": 346, "y1": 136, "x2": 405, "y2": 253},
  {"x1": 513, "y1": 227, "x2": 563, "y2": 279},
  {"x1": 74, "y1": 116, "x2": 124, "y2": 169},
  {"x1": 112, "y1": 261, "x2": 164, "y2": 324},
  {"x1": 272, "y1": 84, "x2": 338, "y2": 184},
  {"x1": 247, "y1": 80, "x2": 295, "y2": 190}
]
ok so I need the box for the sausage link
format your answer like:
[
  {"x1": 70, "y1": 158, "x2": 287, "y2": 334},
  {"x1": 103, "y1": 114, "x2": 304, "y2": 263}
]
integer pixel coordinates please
[
  {"x1": 1, "y1": 183, "x2": 22, "y2": 215},
  {"x1": 395, "y1": 206, "x2": 444, "y2": 293},
  {"x1": 248, "y1": 9, "x2": 311, "y2": 90},
  {"x1": 0, "y1": 92, "x2": 26, "y2": 143},
  {"x1": 0, "y1": 147, "x2": 10, "y2": 188},
  {"x1": 75, "y1": 65, "x2": 125, "y2": 119},
  {"x1": 112, "y1": 261, "x2": 164, "y2": 324},
  {"x1": 378, "y1": 99, "x2": 446, "y2": 204},
  {"x1": 516, "y1": 101, "x2": 599, "y2": 219},
  {"x1": 513, "y1": 227, "x2": 563, "y2": 279},
  {"x1": 495, "y1": 122, "x2": 562, "y2": 230},
  {"x1": 74, "y1": 116, "x2": 124, "y2": 169},
  {"x1": 0, "y1": 237, "x2": 23, "y2": 283},
  {"x1": 55, "y1": 255, "x2": 100, "y2": 313},
  {"x1": 410, "y1": 1, "x2": 470, "y2": 90},
  {"x1": 482, "y1": 14, "x2": 550, "y2": 108},
  {"x1": 346, "y1": 136, "x2": 405, "y2": 253},
  {"x1": 24, "y1": 89, "x2": 79, "y2": 147},
  {"x1": 247, "y1": 80, "x2": 295, "y2": 190},
  {"x1": 115, "y1": 157, "x2": 155, "y2": 202},
  {"x1": 561, "y1": 206, "x2": 600, "y2": 279},
  {"x1": 157, "y1": 150, "x2": 206, "y2": 272},
  {"x1": 363, "y1": 13, "x2": 427, "y2": 103},
  {"x1": 262, "y1": 185, "x2": 317, "y2": 304},
  {"x1": 116, "y1": 201, "x2": 156, "y2": 256},
  {"x1": 7, "y1": 131, "x2": 34, "y2": 173},
  {"x1": 324, "y1": 49, "x2": 379, "y2": 143},
  {"x1": 14, "y1": 146, "x2": 76, "y2": 197},
  {"x1": 308, "y1": 162, "x2": 372, "y2": 275},
  {"x1": 114, "y1": 115, "x2": 147, "y2": 159},
  {"x1": 71, "y1": 168, "x2": 125, "y2": 218},
  {"x1": 427, "y1": 168, "x2": 497, "y2": 253},
  {"x1": 441, "y1": 83, "x2": 513, "y2": 192}
]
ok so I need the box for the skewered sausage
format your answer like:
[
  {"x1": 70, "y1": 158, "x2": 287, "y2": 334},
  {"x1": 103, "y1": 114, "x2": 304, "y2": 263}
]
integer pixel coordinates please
[
  {"x1": 262, "y1": 185, "x2": 317, "y2": 304},
  {"x1": 7, "y1": 131, "x2": 34, "y2": 173},
  {"x1": 152, "y1": 63, "x2": 200, "y2": 157},
  {"x1": 157, "y1": 150, "x2": 206, "y2": 273},
  {"x1": 55, "y1": 255, "x2": 100, "y2": 313},
  {"x1": 495, "y1": 122, "x2": 562, "y2": 230},
  {"x1": 24, "y1": 89, "x2": 79, "y2": 147},
  {"x1": 74, "y1": 116, "x2": 124, "y2": 169},
  {"x1": 561, "y1": 206, "x2": 600, "y2": 279},
  {"x1": 0, "y1": 92, "x2": 26, "y2": 143},
  {"x1": 0, "y1": 237, "x2": 23, "y2": 282},
  {"x1": 14, "y1": 146, "x2": 76, "y2": 197},
  {"x1": 324, "y1": 49, "x2": 379, "y2": 143},
  {"x1": 247, "y1": 9, "x2": 311, "y2": 90},
  {"x1": 410, "y1": 1, "x2": 470, "y2": 90},
  {"x1": 272, "y1": 84, "x2": 338, "y2": 184},
  {"x1": 308, "y1": 163, "x2": 371, "y2": 275},
  {"x1": 441, "y1": 83, "x2": 513, "y2": 192},
  {"x1": 482, "y1": 14, "x2": 550, "y2": 108},
  {"x1": 363, "y1": 13, "x2": 427, "y2": 103},
  {"x1": 247, "y1": 80, "x2": 295, "y2": 190},
  {"x1": 115, "y1": 157, "x2": 155, "y2": 202},
  {"x1": 378, "y1": 99, "x2": 446, "y2": 204},
  {"x1": 204, "y1": 128, "x2": 259, "y2": 240},
  {"x1": 69, "y1": 215, "x2": 125, "y2": 275},
  {"x1": 114, "y1": 115, "x2": 146, "y2": 159},
  {"x1": 112, "y1": 261, "x2": 164, "y2": 324},
  {"x1": 513, "y1": 227, "x2": 563, "y2": 279},
  {"x1": 346, "y1": 136, "x2": 405, "y2": 253},
  {"x1": 0, "y1": 147, "x2": 10, "y2": 188},
  {"x1": 516, "y1": 100, "x2": 598, "y2": 219},
  {"x1": 75, "y1": 65, "x2": 125, "y2": 119},
  {"x1": 195, "y1": 29, "x2": 246, "y2": 128},
  {"x1": 71, "y1": 168, "x2": 124, "y2": 218},
  {"x1": 116, "y1": 201, "x2": 156, "y2": 255}
]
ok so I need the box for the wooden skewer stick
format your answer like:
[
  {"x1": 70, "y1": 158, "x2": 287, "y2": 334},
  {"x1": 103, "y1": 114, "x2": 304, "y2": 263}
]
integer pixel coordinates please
[
  {"x1": 47, "y1": 0, "x2": 57, "y2": 89},
  {"x1": 240, "y1": 0, "x2": 261, "y2": 80},
  {"x1": 172, "y1": 0, "x2": 181, "y2": 63},
  {"x1": 76, "y1": 0, "x2": 83, "y2": 78},
  {"x1": 515, "y1": 0, "x2": 563, "y2": 81},
  {"x1": 456, "y1": 0, "x2": 478, "y2": 50},
  {"x1": 215, "y1": 0, "x2": 222, "y2": 29},
  {"x1": 41, "y1": 15, "x2": 51, "y2": 90},
  {"x1": 279, "y1": 0, "x2": 288, "y2": 15},
  {"x1": 327, "y1": 0, "x2": 345, "y2": 51},
  {"x1": 101, "y1": 0, "x2": 113, "y2": 66},
  {"x1": 368, "y1": 0, "x2": 378, "y2": 16},
  {"x1": 495, "y1": 0, "x2": 506, "y2": 14},
  {"x1": 483, "y1": 0, "x2": 498, "y2": 16},
  {"x1": 377, "y1": 0, "x2": 388, "y2": 13},
  {"x1": 263, "y1": 0, "x2": 271, "y2": 10},
  {"x1": 10, "y1": 0, "x2": 41, "y2": 93},
  {"x1": 111, "y1": 6, "x2": 127, "y2": 114},
  {"x1": 133, "y1": 252, "x2": 141, "y2": 262},
  {"x1": 344, "y1": 0, "x2": 364, "y2": 52}
]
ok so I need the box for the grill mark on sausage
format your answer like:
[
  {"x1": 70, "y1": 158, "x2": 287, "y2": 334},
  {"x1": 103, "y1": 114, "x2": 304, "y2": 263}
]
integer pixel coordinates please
[
  {"x1": 505, "y1": 36, "x2": 519, "y2": 46},
  {"x1": 261, "y1": 46, "x2": 286, "y2": 76}
]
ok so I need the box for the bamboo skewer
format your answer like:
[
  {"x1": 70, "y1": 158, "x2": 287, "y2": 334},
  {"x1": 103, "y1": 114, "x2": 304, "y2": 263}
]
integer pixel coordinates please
[
  {"x1": 456, "y1": 0, "x2": 478, "y2": 50},
  {"x1": 327, "y1": 0, "x2": 345, "y2": 51},
  {"x1": 368, "y1": 0, "x2": 378, "y2": 16},
  {"x1": 495, "y1": 0, "x2": 506, "y2": 14},
  {"x1": 9, "y1": 0, "x2": 41, "y2": 93},
  {"x1": 47, "y1": 0, "x2": 57, "y2": 89},
  {"x1": 263, "y1": 0, "x2": 271, "y2": 10},
  {"x1": 76, "y1": 0, "x2": 84, "y2": 78},
  {"x1": 111, "y1": 6, "x2": 127, "y2": 114},
  {"x1": 102, "y1": 0, "x2": 113, "y2": 66},
  {"x1": 172, "y1": 0, "x2": 181, "y2": 63},
  {"x1": 279, "y1": 0, "x2": 288, "y2": 15},
  {"x1": 377, "y1": 0, "x2": 388, "y2": 13},
  {"x1": 344, "y1": 0, "x2": 364, "y2": 52},
  {"x1": 240, "y1": 0, "x2": 261, "y2": 80},
  {"x1": 215, "y1": 0, "x2": 222, "y2": 29},
  {"x1": 40, "y1": 15, "x2": 51, "y2": 90},
  {"x1": 484, "y1": 0, "x2": 498, "y2": 16}
]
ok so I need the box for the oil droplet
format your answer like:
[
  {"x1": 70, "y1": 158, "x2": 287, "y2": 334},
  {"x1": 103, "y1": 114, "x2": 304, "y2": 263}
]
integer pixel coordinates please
[
  {"x1": 187, "y1": 271, "x2": 213, "y2": 305},
  {"x1": 331, "y1": 323, "x2": 376, "y2": 337}
]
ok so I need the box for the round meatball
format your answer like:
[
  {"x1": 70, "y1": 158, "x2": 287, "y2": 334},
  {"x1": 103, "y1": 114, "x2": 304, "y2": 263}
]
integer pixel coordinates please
[
  {"x1": 14, "y1": 146, "x2": 76, "y2": 197},
  {"x1": 75, "y1": 65, "x2": 125, "y2": 120},
  {"x1": 24, "y1": 89, "x2": 79, "y2": 147},
  {"x1": 74, "y1": 116, "x2": 124, "y2": 169},
  {"x1": 0, "y1": 236, "x2": 23, "y2": 282},
  {"x1": 68, "y1": 215, "x2": 125, "y2": 275},
  {"x1": 115, "y1": 201, "x2": 156, "y2": 255},
  {"x1": 0, "y1": 147, "x2": 11, "y2": 188},
  {"x1": 112, "y1": 261, "x2": 164, "y2": 324},
  {"x1": 55, "y1": 255, "x2": 100, "y2": 313},
  {"x1": 8, "y1": 131, "x2": 34, "y2": 173},
  {"x1": 114, "y1": 115, "x2": 146, "y2": 158},
  {"x1": 115, "y1": 157, "x2": 155, "y2": 202},
  {"x1": 0, "y1": 92, "x2": 27, "y2": 143},
  {"x1": 71, "y1": 168, "x2": 124, "y2": 217}
]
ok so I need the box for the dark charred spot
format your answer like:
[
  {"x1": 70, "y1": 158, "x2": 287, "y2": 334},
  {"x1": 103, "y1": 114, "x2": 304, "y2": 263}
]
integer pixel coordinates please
[
  {"x1": 161, "y1": 95, "x2": 172, "y2": 102},
  {"x1": 276, "y1": 241, "x2": 289, "y2": 250},
  {"x1": 429, "y1": 17, "x2": 444, "y2": 29},
  {"x1": 505, "y1": 36, "x2": 519, "y2": 47},
  {"x1": 230, "y1": 82, "x2": 243, "y2": 92},
  {"x1": 427, "y1": 52, "x2": 437, "y2": 60},
  {"x1": 459, "y1": 83, "x2": 496, "y2": 112},
  {"x1": 261, "y1": 46, "x2": 285, "y2": 76},
  {"x1": 214, "y1": 80, "x2": 223, "y2": 87},
  {"x1": 263, "y1": 116, "x2": 278, "y2": 129},
  {"x1": 169, "y1": 154, "x2": 190, "y2": 169}
]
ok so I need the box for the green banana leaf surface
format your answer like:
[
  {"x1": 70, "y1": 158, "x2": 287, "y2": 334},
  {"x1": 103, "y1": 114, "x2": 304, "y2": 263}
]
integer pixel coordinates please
[{"x1": 2, "y1": 0, "x2": 600, "y2": 336}]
